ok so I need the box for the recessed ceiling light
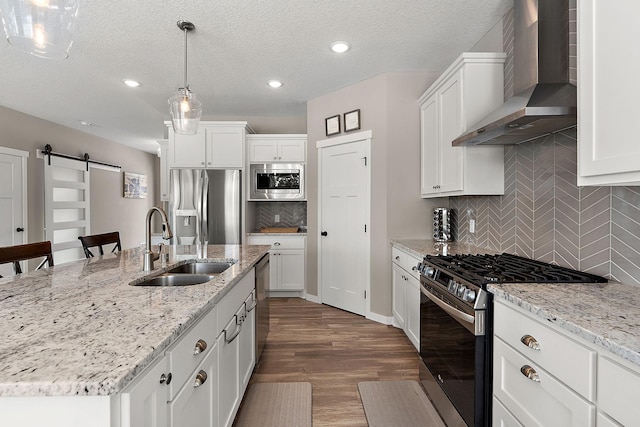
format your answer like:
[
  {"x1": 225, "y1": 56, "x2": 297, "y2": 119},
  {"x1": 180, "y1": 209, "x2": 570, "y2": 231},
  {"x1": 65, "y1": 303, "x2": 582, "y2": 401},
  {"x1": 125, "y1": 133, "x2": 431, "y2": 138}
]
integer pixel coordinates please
[
  {"x1": 79, "y1": 120, "x2": 93, "y2": 126},
  {"x1": 122, "y1": 79, "x2": 142, "y2": 88},
  {"x1": 330, "y1": 41, "x2": 350, "y2": 53},
  {"x1": 268, "y1": 80, "x2": 283, "y2": 88}
]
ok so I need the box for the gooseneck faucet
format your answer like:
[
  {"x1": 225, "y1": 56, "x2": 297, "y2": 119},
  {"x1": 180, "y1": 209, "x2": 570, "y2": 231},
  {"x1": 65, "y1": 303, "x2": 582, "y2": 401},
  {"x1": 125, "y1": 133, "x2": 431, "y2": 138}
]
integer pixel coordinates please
[{"x1": 143, "y1": 207, "x2": 173, "y2": 272}]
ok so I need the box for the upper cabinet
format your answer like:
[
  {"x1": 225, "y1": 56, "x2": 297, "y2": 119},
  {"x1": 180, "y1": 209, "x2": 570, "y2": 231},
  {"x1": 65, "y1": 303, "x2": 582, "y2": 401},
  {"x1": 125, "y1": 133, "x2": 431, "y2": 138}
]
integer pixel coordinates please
[
  {"x1": 419, "y1": 53, "x2": 506, "y2": 198},
  {"x1": 577, "y1": 1, "x2": 640, "y2": 186},
  {"x1": 158, "y1": 140, "x2": 169, "y2": 202},
  {"x1": 246, "y1": 134, "x2": 306, "y2": 163},
  {"x1": 166, "y1": 121, "x2": 251, "y2": 169}
]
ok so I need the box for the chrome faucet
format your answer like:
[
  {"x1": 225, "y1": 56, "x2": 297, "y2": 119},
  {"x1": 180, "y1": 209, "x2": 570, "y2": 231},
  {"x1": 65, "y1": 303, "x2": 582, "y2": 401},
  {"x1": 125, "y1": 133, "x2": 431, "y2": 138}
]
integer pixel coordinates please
[{"x1": 143, "y1": 207, "x2": 173, "y2": 272}]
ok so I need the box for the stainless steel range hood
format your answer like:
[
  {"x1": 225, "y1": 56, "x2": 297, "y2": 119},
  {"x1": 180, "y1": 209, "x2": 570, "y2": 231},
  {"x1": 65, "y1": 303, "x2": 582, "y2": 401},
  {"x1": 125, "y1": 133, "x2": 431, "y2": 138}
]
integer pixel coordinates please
[{"x1": 453, "y1": 0, "x2": 575, "y2": 146}]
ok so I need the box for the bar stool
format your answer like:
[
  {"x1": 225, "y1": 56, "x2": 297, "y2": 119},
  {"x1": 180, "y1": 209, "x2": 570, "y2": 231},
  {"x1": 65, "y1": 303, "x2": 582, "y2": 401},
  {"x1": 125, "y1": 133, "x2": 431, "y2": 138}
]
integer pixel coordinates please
[
  {"x1": 0, "y1": 241, "x2": 54, "y2": 276},
  {"x1": 78, "y1": 232, "x2": 122, "y2": 258}
]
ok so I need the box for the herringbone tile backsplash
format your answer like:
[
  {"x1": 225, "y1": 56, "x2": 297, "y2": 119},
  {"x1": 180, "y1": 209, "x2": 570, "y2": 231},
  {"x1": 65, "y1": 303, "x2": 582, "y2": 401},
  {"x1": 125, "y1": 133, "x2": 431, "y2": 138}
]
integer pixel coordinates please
[{"x1": 450, "y1": 130, "x2": 640, "y2": 285}]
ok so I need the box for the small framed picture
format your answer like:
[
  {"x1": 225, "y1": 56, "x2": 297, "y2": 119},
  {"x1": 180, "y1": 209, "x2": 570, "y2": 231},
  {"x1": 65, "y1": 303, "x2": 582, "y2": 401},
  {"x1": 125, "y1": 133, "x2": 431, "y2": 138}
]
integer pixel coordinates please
[
  {"x1": 325, "y1": 114, "x2": 341, "y2": 136},
  {"x1": 344, "y1": 109, "x2": 361, "y2": 132},
  {"x1": 123, "y1": 172, "x2": 148, "y2": 199}
]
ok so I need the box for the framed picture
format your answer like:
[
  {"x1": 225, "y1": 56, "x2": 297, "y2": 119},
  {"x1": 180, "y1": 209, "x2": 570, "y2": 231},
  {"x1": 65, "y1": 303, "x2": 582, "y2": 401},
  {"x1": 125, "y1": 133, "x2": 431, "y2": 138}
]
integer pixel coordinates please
[
  {"x1": 123, "y1": 172, "x2": 148, "y2": 199},
  {"x1": 325, "y1": 114, "x2": 341, "y2": 136},
  {"x1": 344, "y1": 109, "x2": 361, "y2": 132}
]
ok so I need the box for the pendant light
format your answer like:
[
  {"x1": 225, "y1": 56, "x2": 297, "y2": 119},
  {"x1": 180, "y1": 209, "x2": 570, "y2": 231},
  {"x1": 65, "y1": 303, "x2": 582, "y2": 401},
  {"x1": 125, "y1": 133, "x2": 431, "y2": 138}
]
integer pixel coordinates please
[
  {"x1": 168, "y1": 20, "x2": 202, "y2": 135},
  {"x1": 0, "y1": 0, "x2": 78, "y2": 59}
]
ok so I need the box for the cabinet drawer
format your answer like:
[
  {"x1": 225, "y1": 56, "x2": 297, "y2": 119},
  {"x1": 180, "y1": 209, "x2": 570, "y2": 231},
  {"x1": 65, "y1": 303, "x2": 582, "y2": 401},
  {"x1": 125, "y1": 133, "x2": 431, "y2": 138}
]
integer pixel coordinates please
[
  {"x1": 493, "y1": 396, "x2": 523, "y2": 427},
  {"x1": 247, "y1": 235, "x2": 306, "y2": 249},
  {"x1": 217, "y1": 269, "x2": 255, "y2": 332},
  {"x1": 166, "y1": 306, "x2": 218, "y2": 400},
  {"x1": 494, "y1": 301, "x2": 596, "y2": 400},
  {"x1": 391, "y1": 247, "x2": 421, "y2": 279},
  {"x1": 493, "y1": 338, "x2": 596, "y2": 427},
  {"x1": 598, "y1": 356, "x2": 640, "y2": 426}
]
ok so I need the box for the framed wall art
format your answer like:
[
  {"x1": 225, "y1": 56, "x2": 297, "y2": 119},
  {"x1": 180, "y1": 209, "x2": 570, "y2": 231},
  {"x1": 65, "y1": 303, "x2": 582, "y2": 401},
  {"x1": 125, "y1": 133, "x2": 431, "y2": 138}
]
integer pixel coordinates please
[
  {"x1": 325, "y1": 114, "x2": 340, "y2": 136},
  {"x1": 123, "y1": 172, "x2": 147, "y2": 199},
  {"x1": 344, "y1": 109, "x2": 361, "y2": 132}
]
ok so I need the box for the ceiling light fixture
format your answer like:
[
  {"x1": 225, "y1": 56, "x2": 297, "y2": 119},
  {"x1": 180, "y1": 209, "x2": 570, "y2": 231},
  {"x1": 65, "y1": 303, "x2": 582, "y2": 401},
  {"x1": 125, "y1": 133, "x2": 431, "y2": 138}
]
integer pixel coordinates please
[
  {"x1": 330, "y1": 41, "x2": 350, "y2": 54},
  {"x1": 268, "y1": 80, "x2": 283, "y2": 88},
  {"x1": 0, "y1": 0, "x2": 78, "y2": 59},
  {"x1": 168, "y1": 20, "x2": 202, "y2": 135},
  {"x1": 122, "y1": 79, "x2": 141, "y2": 88}
]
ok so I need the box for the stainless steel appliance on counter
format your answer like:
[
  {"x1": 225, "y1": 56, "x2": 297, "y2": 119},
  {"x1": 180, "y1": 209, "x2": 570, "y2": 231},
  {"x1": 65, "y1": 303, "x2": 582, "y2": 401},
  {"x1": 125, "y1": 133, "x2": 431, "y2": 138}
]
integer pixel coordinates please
[
  {"x1": 249, "y1": 163, "x2": 304, "y2": 200},
  {"x1": 417, "y1": 253, "x2": 606, "y2": 426},
  {"x1": 168, "y1": 169, "x2": 242, "y2": 245}
]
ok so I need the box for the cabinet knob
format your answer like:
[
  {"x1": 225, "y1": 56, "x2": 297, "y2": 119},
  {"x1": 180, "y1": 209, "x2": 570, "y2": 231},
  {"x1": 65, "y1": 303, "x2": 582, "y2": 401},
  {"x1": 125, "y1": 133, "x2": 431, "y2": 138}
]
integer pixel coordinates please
[
  {"x1": 16, "y1": 227, "x2": 24, "y2": 232},
  {"x1": 194, "y1": 339, "x2": 207, "y2": 355},
  {"x1": 520, "y1": 334, "x2": 541, "y2": 351},
  {"x1": 520, "y1": 365, "x2": 540, "y2": 382},
  {"x1": 159, "y1": 372, "x2": 172, "y2": 385},
  {"x1": 194, "y1": 370, "x2": 208, "y2": 387},
  {"x1": 274, "y1": 156, "x2": 277, "y2": 160},
  {"x1": 201, "y1": 162, "x2": 205, "y2": 165},
  {"x1": 321, "y1": 231, "x2": 328, "y2": 236},
  {"x1": 395, "y1": 255, "x2": 400, "y2": 260}
]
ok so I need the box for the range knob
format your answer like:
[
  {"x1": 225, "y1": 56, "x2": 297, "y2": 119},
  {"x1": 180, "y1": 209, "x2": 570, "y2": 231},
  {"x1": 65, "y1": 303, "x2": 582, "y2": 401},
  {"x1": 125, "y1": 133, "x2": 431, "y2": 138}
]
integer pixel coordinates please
[
  {"x1": 463, "y1": 288, "x2": 477, "y2": 303},
  {"x1": 456, "y1": 285, "x2": 467, "y2": 298},
  {"x1": 448, "y1": 279, "x2": 458, "y2": 294}
]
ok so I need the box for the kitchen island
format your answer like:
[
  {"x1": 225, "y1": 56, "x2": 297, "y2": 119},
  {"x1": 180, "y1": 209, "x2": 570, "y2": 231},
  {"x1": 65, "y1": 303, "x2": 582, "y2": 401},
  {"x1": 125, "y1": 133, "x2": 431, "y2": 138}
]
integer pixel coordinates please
[{"x1": 0, "y1": 243, "x2": 270, "y2": 426}]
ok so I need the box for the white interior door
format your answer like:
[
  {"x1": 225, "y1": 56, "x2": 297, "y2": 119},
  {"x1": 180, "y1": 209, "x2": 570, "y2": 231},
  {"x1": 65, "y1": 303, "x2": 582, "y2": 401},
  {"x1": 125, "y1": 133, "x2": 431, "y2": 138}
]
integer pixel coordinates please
[
  {"x1": 44, "y1": 156, "x2": 90, "y2": 265},
  {"x1": 319, "y1": 136, "x2": 370, "y2": 316},
  {"x1": 0, "y1": 147, "x2": 28, "y2": 277}
]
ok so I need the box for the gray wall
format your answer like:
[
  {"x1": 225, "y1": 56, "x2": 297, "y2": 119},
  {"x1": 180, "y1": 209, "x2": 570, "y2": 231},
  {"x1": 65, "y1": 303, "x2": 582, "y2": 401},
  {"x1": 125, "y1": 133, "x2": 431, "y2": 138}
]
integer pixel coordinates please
[
  {"x1": 307, "y1": 72, "x2": 446, "y2": 317},
  {"x1": 0, "y1": 106, "x2": 158, "y2": 251}
]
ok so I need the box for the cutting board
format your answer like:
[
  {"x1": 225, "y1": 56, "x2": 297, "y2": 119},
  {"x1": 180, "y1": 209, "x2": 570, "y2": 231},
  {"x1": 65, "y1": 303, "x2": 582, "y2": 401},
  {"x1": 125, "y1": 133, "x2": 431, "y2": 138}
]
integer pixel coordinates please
[{"x1": 259, "y1": 227, "x2": 299, "y2": 233}]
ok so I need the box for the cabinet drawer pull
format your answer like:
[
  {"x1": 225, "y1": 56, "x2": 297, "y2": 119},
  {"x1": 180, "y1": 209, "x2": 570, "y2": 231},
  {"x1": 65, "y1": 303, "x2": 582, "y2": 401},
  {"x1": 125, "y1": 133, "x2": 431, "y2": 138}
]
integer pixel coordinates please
[
  {"x1": 395, "y1": 255, "x2": 400, "y2": 260},
  {"x1": 273, "y1": 242, "x2": 281, "y2": 246},
  {"x1": 194, "y1": 339, "x2": 207, "y2": 355},
  {"x1": 521, "y1": 334, "x2": 541, "y2": 351},
  {"x1": 159, "y1": 372, "x2": 172, "y2": 385},
  {"x1": 520, "y1": 365, "x2": 540, "y2": 382},
  {"x1": 194, "y1": 370, "x2": 208, "y2": 387},
  {"x1": 225, "y1": 316, "x2": 242, "y2": 344}
]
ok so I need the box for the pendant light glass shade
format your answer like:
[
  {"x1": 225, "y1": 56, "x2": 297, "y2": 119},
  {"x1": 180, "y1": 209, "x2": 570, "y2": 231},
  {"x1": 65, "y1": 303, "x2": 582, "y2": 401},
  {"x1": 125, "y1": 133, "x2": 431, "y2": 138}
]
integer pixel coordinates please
[
  {"x1": 169, "y1": 20, "x2": 202, "y2": 135},
  {"x1": 0, "y1": 0, "x2": 78, "y2": 59}
]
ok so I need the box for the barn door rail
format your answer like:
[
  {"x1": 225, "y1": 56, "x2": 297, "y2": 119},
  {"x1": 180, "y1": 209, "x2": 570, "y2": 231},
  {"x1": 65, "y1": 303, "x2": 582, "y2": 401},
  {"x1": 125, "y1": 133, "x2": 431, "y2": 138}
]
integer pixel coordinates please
[{"x1": 41, "y1": 144, "x2": 121, "y2": 171}]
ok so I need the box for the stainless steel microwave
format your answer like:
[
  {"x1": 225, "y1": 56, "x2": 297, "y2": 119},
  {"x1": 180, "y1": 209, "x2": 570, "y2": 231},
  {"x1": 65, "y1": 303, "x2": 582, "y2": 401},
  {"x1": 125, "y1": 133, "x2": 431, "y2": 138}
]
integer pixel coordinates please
[{"x1": 249, "y1": 163, "x2": 305, "y2": 200}]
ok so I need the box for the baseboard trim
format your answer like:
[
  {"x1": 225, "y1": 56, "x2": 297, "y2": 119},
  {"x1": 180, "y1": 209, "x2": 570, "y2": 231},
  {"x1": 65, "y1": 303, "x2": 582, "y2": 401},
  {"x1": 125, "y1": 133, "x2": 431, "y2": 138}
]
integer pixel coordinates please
[
  {"x1": 267, "y1": 290, "x2": 305, "y2": 298},
  {"x1": 366, "y1": 311, "x2": 394, "y2": 326},
  {"x1": 305, "y1": 293, "x2": 321, "y2": 304}
]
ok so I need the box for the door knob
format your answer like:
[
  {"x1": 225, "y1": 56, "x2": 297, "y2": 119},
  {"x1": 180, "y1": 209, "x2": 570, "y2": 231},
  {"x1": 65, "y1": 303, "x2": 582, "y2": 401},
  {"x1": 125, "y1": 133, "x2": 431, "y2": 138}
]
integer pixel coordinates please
[
  {"x1": 16, "y1": 227, "x2": 24, "y2": 232},
  {"x1": 321, "y1": 231, "x2": 328, "y2": 236}
]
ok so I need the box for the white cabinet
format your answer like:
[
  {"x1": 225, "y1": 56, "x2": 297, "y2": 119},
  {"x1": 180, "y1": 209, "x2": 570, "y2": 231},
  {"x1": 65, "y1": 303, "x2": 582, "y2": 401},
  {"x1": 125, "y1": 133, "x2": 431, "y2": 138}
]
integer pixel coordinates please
[
  {"x1": 121, "y1": 354, "x2": 171, "y2": 427},
  {"x1": 247, "y1": 235, "x2": 306, "y2": 293},
  {"x1": 577, "y1": 1, "x2": 640, "y2": 186},
  {"x1": 597, "y1": 355, "x2": 640, "y2": 426},
  {"x1": 493, "y1": 300, "x2": 605, "y2": 427},
  {"x1": 390, "y1": 246, "x2": 421, "y2": 351},
  {"x1": 247, "y1": 134, "x2": 306, "y2": 163},
  {"x1": 166, "y1": 121, "x2": 250, "y2": 169},
  {"x1": 217, "y1": 307, "x2": 242, "y2": 427},
  {"x1": 418, "y1": 52, "x2": 506, "y2": 198},
  {"x1": 158, "y1": 140, "x2": 169, "y2": 201}
]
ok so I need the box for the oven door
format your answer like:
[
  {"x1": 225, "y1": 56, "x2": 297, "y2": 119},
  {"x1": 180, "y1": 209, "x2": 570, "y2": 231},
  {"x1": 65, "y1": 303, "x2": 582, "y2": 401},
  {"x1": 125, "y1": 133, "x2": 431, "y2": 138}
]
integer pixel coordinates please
[{"x1": 419, "y1": 283, "x2": 488, "y2": 427}]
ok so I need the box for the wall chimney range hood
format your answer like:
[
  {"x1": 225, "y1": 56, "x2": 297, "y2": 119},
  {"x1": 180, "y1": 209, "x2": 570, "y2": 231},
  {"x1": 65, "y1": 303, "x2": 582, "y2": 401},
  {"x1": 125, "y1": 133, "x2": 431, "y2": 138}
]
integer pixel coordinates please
[{"x1": 453, "y1": 0, "x2": 576, "y2": 146}]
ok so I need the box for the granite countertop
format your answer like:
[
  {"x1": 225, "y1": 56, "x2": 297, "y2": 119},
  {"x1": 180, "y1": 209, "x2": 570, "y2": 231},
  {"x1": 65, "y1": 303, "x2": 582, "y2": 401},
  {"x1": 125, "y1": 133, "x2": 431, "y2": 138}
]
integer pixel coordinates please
[
  {"x1": 390, "y1": 238, "x2": 640, "y2": 367},
  {"x1": 0, "y1": 244, "x2": 270, "y2": 397}
]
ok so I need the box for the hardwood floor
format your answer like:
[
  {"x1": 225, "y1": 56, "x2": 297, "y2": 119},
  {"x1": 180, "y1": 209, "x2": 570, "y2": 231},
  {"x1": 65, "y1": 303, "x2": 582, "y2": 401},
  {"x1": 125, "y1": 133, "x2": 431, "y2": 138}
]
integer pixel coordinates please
[{"x1": 245, "y1": 297, "x2": 421, "y2": 426}]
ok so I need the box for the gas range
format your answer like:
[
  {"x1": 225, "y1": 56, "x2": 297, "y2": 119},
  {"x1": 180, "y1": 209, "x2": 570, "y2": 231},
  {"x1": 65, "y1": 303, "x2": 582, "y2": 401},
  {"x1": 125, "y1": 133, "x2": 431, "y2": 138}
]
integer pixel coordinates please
[{"x1": 418, "y1": 253, "x2": 608, "y2": 311}]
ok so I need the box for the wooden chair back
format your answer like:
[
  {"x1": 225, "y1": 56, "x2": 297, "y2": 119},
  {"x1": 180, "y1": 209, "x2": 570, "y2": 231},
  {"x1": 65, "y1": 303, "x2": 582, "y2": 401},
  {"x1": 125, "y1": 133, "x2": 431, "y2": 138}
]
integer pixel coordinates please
[
  {"x1": 0, "y1": 241, "x2": 54, "y2": 275},
  {"x1": 78, "y1": 232, "x2": 122, "y2": 258}
]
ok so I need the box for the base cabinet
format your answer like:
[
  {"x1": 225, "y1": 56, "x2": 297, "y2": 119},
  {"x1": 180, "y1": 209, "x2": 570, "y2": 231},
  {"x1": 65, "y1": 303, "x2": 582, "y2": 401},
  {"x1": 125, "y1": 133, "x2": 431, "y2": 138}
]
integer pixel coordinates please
[
  {"x1": 247, "y1": 235, "x2": 305, "y2": 293},
  {"x1": 121, "y1": 355, "x2": 171, "y2": 427},
  {"x1": 390, "y1": 246, "x2": 420, "y2": 351}
]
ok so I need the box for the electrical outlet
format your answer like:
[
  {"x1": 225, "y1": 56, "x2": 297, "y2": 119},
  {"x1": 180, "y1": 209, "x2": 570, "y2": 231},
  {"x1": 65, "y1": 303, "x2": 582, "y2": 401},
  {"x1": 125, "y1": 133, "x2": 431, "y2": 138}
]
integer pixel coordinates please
[
  {"x1": 275, "y1": 214, "x2": 280, "y2": 223},
  {"x1": 469, "y1": 219, "x2": 476, "y2": 234}
]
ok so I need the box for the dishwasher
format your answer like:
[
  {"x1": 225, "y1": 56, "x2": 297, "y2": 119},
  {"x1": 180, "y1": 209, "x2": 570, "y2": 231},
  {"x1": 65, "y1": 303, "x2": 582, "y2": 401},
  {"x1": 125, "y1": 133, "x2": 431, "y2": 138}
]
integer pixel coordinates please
[{"x1": 254, "y1": 253, "x2": 270, "y2": 363}]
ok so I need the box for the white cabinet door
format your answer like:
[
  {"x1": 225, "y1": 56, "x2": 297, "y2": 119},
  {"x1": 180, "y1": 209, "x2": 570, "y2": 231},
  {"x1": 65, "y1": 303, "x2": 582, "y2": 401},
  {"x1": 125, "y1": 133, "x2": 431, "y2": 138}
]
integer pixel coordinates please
[
  {"x1": 405, "y1": 274, "x2": 421, "y2": 351},
  {"x1": 121, "y1": 355, "x2": 170, "y2": 427},
  {"x1": 248, "y1": 140, "x2": 278, "y2": 162},
  {"x1": 420, "y1": 96, "x2": 439, "y2": 196},
  {"x1": 217, "y1": 312, "x2": 242, "y2": 427},
  {"x1": 207, "y1": 126, "x2": 244, "y2": 168},
  {"x1": 391, "y1": 263, "x2": 406, "y2": 330},
  {"x1": 276, "y1": 249, "x2": 305, "y2": 290},
  {"x1": 438, "y1": 72, "x2": 464, "y2": 194},
  {"x1": 169, "y1": 341, "x2": 219, "y2": 427},
  {"x1": 171, "y1": 128, "x2": 207, "y2": 168},
  {"x1": 577, "y1": 1, "x2": 640, "y2": 186},
  {"x1": 493, "y1": 397, "x2": 524, "y2": 427},
  {"x1": 247, "y1": 136, "x2": 306, "y2": 162},
  {"x1": 277, "y1": 140, "x2": 306, "y2": 162},
  {"x1": 239, "y1": 293, "x2": 256, "y2": 390}
]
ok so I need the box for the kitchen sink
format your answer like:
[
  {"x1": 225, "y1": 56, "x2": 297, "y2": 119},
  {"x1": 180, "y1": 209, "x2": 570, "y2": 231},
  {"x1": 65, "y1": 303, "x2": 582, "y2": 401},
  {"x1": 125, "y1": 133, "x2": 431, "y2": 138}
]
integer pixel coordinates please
[
  {"x1": 131, "y1": 273, "x2": 215, "y2": 287},
  {"x1": 167, "y1": 261, "x2": 235, "y2": 275}
]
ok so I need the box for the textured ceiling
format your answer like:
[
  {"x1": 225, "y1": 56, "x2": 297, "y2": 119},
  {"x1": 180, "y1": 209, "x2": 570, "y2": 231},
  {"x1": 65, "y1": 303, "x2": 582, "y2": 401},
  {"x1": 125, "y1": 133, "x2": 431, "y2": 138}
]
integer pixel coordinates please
[{"x1": 0, "y1": 0, "x2": 512, "y2": 153}]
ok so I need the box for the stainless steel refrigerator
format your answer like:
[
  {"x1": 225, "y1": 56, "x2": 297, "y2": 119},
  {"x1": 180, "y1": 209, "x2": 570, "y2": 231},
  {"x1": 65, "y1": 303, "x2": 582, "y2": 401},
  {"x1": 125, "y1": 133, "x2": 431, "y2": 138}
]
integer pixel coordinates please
[{"x1": 168, "y1": 169, "x2": 242, "y2": 245}]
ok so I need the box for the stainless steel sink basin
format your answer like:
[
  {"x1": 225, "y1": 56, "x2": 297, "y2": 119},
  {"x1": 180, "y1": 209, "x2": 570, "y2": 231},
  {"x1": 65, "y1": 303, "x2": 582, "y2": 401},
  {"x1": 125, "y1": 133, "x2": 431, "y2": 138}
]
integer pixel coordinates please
[
  {"x1": 167, "y1": 261, "x2": 235, "y2": 275},
  {"x1": 132, "y1": 273, "x2": 215, "y2": 287}
]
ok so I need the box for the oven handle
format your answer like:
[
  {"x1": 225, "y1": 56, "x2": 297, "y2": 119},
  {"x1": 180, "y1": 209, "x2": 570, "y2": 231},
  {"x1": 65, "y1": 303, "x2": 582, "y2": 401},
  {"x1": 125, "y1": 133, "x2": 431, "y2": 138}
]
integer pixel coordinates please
[{"x1": 420, "y1": 285, "x2": 475, "y2": 325}]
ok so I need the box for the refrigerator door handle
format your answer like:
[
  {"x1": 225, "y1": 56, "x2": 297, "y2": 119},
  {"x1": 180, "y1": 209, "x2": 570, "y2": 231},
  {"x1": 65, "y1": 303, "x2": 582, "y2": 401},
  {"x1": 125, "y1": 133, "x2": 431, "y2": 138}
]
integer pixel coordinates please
[{"x1": 200, "y1": 171, "x2": 208, "y2": 246}]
